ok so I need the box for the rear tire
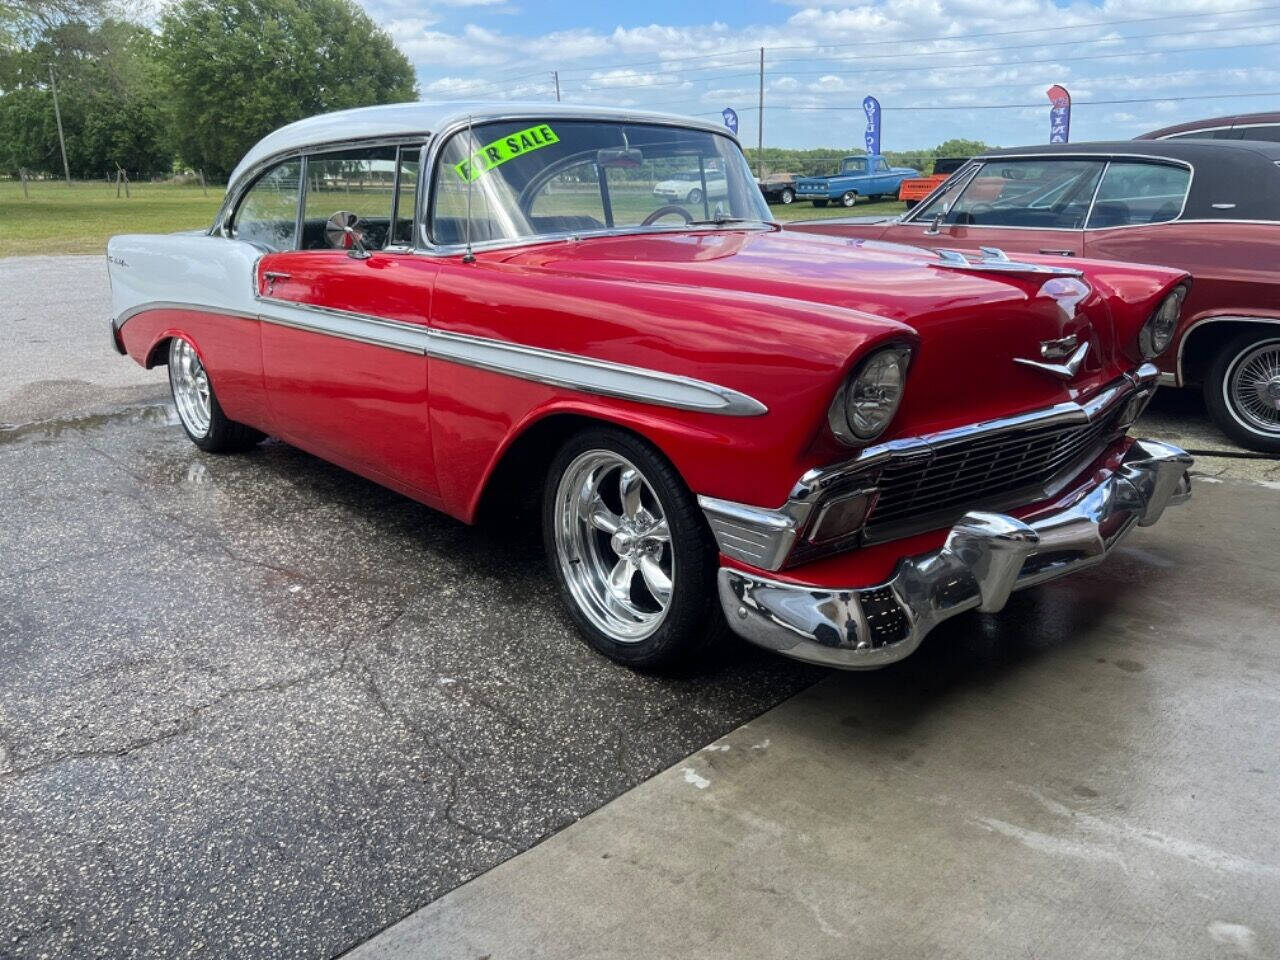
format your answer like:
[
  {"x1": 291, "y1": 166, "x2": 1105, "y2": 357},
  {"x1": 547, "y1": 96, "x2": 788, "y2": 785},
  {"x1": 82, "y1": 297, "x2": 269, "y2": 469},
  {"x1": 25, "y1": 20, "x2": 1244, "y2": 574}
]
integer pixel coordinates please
[
  {"x1": 840, "y1": 191, "x2": 858, "y2": 208},
  {"x1": 543, "y1": 427, "x2": 723, "y2": 669},
  {"x1": 1204, "y1": 332, "x2": 1280, "y2": 453},
  {"x1": 168, "y1": 337, "x2": 264, "y2": 454},
  {"x1": 779, "y1": 188, "x2": 794, "y2": 204}
]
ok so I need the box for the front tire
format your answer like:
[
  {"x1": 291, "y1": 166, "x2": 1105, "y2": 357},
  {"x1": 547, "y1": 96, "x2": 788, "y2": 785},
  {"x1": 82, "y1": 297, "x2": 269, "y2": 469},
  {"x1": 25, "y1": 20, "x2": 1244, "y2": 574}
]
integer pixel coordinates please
[
  {"x1": 686, "y1": 188, "x2": 703, "y2": 204},
  {"x1": 1204, "y1": 333, "x2": 1280, "y2": 453},
  {"x1": 543, "y1": 428, "x2": 722, "y2": 669},
  {"x1": 168, "y1": 337, "x2": 263, "y2": 453}
]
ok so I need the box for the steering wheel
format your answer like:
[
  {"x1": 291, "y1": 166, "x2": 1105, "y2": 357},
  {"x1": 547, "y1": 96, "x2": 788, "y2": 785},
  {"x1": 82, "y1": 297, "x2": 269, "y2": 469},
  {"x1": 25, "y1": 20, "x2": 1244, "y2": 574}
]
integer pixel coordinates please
[{"x1": 641, "y1": 205, "x2": 693, "y2": 226}]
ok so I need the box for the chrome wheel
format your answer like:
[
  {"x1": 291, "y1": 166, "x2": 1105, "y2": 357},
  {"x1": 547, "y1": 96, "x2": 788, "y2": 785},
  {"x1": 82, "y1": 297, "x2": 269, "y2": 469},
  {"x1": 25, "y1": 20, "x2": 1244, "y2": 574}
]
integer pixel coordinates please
[
  {"x1": 1225, "y1": 340, "x2": 1280, "y2": 435},
  {"x1": 169, "y1": 338, "x2": 212, "y2": 438},
  {"x1": 553, "y1": 450, "x2": 674, "y2": 643}
]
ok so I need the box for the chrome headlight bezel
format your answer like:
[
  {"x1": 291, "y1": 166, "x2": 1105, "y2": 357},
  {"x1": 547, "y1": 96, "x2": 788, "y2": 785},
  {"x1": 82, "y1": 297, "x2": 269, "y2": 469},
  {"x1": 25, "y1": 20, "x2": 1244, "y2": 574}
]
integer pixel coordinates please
[
  {"x1": 1139, "y1": 285, "x2": 1187, "y2": 359},
  {"x1": 829, "y1": 344, "x2": 913, "y2": 445}
]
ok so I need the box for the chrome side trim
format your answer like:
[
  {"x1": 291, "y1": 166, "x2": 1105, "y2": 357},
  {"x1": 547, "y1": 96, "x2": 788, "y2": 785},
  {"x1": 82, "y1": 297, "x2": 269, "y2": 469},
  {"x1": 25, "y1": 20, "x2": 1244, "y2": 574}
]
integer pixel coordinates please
[
  {"x1": 697, "y1": 496, "x2": 804, "y2": 570},
  {"x1": 1175, "y1": 314, "x2": 1280, "y2": 384},
  {"x1": 427, "y1": 328, "x2": 767, "y2": 416},
  {"x1": 718, "y1": 439, "x2": 1192, "y2": 670},
  {"x1": 932, "y1": 246, "x2": 1084, "y2": 278},
  {"x1": 113, "y1": 301, "x2": 259, "y2": 330},
  {"x1": 117, "y1": 298, "x2": 767, "y2": 417}
]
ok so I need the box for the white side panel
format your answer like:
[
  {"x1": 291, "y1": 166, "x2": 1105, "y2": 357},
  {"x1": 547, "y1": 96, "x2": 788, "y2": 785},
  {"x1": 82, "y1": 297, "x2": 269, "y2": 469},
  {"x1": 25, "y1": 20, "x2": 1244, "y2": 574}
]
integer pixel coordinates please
[{"x1": 107, "y1": 234, "x2": 261, "y2": 325}]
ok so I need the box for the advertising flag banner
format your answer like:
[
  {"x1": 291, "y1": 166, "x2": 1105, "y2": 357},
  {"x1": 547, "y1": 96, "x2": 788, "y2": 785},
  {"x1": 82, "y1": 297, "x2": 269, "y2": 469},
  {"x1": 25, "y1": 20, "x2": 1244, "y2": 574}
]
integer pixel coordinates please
[
  {"x1": 1047, "y1": 85, "x2": 1071, "y2": 144},
  {"x1": 722, "y1": 108, "x2": 739, "y2": 135},
  {"x1": 862, "y1": 96, "x2": 882, "y2": 155}
]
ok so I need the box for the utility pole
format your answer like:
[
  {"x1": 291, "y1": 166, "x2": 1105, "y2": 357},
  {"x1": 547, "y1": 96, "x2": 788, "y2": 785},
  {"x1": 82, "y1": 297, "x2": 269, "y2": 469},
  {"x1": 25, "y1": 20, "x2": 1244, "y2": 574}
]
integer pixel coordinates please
[
  {"x1": 757, "y1": 48, "x2": 765, "y2": 179},
  {"x1": 49, "y1": 66, "x2": 71, "y2": 185},
  {"x1": 553, "y1": 70, "x2": 561, "y2": 102}
]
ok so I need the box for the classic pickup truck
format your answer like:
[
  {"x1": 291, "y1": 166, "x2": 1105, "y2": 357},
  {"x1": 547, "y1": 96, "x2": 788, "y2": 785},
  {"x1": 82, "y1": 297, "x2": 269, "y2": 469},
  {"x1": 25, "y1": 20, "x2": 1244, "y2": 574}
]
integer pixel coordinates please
[{"x1": 795, "y1": 154, "x2": 918, "y2": 207}]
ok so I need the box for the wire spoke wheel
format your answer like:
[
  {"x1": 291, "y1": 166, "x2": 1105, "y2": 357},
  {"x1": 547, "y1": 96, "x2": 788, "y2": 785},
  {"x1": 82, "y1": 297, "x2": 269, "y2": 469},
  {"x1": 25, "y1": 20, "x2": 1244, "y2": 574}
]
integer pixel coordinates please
[
  {"x1": 1226, "y1": 340, "x2": 1280, "y2": 434},
  {"x1": 169, "y1": 338, "x2": 212, "y2": 438},
  {"x1": 553, "y1": 450, "x2": 675, "y2": 643}
]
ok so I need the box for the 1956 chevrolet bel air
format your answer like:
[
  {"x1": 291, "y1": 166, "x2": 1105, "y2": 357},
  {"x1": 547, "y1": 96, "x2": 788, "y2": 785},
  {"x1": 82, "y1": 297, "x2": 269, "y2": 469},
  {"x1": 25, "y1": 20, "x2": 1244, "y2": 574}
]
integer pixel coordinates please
[{"x1": 107, "y1": 102, "x2": 1193, "y2": 670}]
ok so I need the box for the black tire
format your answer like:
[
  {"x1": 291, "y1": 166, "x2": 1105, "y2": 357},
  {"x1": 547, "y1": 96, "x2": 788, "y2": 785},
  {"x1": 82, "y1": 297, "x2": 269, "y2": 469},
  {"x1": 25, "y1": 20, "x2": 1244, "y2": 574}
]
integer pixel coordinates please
[
  {"x1": 812, "y1": 199, "x2": 828, "y2": 208},
  {"x1": 167, "y1": 337, "x2": 264, "y2": 454},
  {"x1": 840, "y1": 190, "x2": 858, "y2": 208},
  {"x1": 542, "y1": 427, "x2": 724, "y2": 669},
  {"x1": 686, "y1": 188, "x2": 703, "y2": 204},
  {"x1": 779, "y1": 188, "x2": 794, "y2": 204},
  {"x1": 904, "y1": 199, "x2": 918, "y2": 209},
  {"x1": 1203, "y1": 332, "x2": 1280, "y2": 454}
]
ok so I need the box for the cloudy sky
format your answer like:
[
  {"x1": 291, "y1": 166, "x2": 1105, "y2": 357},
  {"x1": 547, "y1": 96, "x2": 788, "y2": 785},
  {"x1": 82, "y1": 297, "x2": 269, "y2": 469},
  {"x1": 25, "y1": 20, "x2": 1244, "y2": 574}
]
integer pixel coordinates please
[{"x1": 355, "y1": 0, "x2": 1280, "y2": 151}]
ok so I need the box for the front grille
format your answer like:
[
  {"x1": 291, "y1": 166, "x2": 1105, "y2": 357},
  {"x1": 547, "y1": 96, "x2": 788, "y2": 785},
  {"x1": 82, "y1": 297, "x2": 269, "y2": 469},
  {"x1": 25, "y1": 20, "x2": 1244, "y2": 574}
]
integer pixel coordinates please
[{"x1": 861, "y1": 407, "x2": 1121, "y2": 543}]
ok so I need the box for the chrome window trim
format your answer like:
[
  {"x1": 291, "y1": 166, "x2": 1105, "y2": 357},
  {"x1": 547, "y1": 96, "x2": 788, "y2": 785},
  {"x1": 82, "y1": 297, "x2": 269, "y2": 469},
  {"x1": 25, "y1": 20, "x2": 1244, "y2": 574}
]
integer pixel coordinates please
[
  {"x1": 219, "y1": 154, "x2": 307, "y2": 247},
  {"x1": 114, "y1": 297, "x2": 767, "y2": 417},
  {"x1": 415, "y1": 114, "x2": 771, "y2": 257},
  {"x1": 901, "y1": 153, "x2": 1195, "y2": 234},
  {"x1": 1156, "y1": 125, "x2": 1233, "y2": 139},
  {"x1": 1174, "y1": 314, "x2": 1280, "y2": 384}
]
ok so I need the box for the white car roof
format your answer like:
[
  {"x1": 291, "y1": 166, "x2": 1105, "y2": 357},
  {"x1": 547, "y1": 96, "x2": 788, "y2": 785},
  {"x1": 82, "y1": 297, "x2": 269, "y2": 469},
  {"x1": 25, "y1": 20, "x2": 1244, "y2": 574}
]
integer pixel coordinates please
[{"x1": 226, "y1": 101, "x2": 733, "y2": 196}]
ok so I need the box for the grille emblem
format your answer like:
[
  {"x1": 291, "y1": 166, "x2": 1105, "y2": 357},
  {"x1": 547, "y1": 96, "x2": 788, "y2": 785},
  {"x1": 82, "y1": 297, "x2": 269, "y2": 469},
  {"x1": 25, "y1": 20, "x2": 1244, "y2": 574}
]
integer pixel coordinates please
[{"x1": 1014, "y1": 338, "x2": 1089, "y2": 380}]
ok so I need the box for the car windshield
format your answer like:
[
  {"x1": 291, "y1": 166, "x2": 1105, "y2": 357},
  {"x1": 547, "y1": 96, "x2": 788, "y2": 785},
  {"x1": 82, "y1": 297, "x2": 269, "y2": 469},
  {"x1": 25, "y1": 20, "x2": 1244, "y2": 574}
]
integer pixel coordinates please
[{"x1": 430, "y1": 119, "x2": 771, "y2": 246}]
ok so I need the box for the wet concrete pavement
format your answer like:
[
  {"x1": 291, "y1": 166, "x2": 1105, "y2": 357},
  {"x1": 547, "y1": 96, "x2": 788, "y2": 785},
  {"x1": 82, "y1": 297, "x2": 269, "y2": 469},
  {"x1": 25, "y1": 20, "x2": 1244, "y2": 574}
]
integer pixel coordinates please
[
  {"x1": 2, "y1": 255, "x2": 1277, "y2": 958},
  {"x1": 355, "y1": 478, "x2": 1280, "y2": 960}
]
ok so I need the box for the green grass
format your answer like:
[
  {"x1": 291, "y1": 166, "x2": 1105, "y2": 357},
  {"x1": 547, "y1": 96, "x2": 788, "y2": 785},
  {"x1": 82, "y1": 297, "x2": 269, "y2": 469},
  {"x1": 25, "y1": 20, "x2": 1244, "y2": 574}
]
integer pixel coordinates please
[
  {"x1": 0, "y1": 178, "x2": 223, "y2": 258},
  {"x1": 0, "y1": 177, "x2": 906, "y2": 259}
]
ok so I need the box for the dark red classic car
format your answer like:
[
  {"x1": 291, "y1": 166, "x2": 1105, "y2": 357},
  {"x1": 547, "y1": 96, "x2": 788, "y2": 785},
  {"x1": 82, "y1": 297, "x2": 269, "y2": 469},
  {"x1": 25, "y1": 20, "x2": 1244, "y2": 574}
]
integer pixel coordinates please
[
  {"x1": 788, "y1": 140, "x2": 1280, "y2": 452},
  {"x1": 108, "y1": 104, "x2": 1193, "y2": 670}
]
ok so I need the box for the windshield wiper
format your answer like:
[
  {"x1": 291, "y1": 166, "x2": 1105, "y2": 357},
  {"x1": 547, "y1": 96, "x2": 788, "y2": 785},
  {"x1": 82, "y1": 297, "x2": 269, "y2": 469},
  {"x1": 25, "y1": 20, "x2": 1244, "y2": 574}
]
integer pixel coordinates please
[{"x1": 686, "y1": 217, "x2": 780, "y2": 230}]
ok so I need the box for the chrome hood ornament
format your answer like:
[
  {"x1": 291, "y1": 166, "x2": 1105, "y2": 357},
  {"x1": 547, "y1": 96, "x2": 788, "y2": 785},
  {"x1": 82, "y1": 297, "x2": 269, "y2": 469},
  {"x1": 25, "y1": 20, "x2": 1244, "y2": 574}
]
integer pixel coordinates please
[{"x1": 1015, "y1": 336, "x2": 1090, "y2": 380}]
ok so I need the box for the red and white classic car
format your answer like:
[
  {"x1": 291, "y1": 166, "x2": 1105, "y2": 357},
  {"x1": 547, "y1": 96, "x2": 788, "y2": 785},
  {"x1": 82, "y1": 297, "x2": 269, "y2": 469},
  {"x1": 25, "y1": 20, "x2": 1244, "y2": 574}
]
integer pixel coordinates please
[{"x1": 108, "y1": 103, "x2": 1193, "y2": 670}]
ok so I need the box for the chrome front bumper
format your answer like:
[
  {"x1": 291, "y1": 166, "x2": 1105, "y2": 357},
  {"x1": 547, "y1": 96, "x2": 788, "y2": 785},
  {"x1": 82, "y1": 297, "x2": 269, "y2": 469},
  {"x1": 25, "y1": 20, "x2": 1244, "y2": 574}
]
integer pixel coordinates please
[{"x1": 718, "y1": 438, "x2": 1192, "y2": 669}]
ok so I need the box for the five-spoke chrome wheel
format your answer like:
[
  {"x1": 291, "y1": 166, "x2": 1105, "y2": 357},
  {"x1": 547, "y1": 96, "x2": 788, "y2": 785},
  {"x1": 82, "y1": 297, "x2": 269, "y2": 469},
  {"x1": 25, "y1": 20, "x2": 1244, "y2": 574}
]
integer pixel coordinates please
[
  {"x1": 1225, "y1": 339, "x2": 1280, "y2": 435},
  {"x1": 169, "y1": 337, "x2": 212, "y2": 438},
  {"x1": 553, "y1": 450, "x2": 674, "y2": 643}
]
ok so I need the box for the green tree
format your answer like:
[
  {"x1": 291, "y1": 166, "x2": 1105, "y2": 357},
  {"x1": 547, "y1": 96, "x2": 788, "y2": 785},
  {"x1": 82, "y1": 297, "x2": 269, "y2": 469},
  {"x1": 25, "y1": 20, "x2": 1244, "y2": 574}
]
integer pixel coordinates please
[{"x1": 159, "y1": 0, "x2": 417, "y2": 179}]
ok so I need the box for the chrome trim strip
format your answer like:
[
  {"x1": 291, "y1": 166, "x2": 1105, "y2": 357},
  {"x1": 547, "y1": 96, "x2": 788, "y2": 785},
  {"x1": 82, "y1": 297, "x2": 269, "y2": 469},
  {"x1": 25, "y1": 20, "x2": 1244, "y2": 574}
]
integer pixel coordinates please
[
  {"x1": 1175, "y1": 314, "x2": 1280, "y2": 384},
  {"x1": 113, "y1": 301, "x2": 258, "y2": 330},
  {"x1": 1013, "y1": 340, "x2": 1090, "y2": 379},
  {"x1": 118, "y1": 298, "x2": 766, "y2": 416},
  {"x1": 426, "y1": 328, "x2": 768, "y2": 416},
  {"x1": 718, "y1": 439, "x2": 1192, "y2": 670}
]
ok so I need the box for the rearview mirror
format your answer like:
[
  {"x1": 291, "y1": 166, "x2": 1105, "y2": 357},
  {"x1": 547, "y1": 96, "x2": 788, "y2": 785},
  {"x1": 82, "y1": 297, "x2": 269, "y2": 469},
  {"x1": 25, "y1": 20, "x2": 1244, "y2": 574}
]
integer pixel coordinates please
[
  {"x1": 325, "y1": 211, "x2": 371, "y2": 260},
  {"x1": 596, "y1": 147, "x2": 644, "y2": 168}
]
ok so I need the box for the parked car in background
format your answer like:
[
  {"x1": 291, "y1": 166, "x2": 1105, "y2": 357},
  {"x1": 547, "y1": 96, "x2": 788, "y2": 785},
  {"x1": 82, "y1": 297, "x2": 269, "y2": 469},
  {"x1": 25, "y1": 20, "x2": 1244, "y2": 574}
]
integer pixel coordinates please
[
  {"x1": 1138, "y1": 111, "x2": 1280, "y2": 143},
  {"x1": 795, "y1": 154, "x2": 918, "y2": 207},
  {"x1": 757, "y1": 172, "x2": 796, "y2": 204},
  {"x1": 787, "y1": 140, "x2": 1280, "y2": 452},
  {"x1": 653, "y1": 165, "x2": 727, "y2": 204},
  {"x1": 108, "y1": 103, "x2": 1193, "y2": 672},
  {"x1": 898, "y1": 156, "x2": 969, "y2": 208}
]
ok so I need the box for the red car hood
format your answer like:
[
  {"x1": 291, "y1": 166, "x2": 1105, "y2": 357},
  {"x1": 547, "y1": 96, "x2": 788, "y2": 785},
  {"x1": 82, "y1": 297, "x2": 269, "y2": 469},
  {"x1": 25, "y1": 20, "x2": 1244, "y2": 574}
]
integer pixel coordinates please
[{"x1": 500, "y1": 229, "x2": 1179, "y2": 434}]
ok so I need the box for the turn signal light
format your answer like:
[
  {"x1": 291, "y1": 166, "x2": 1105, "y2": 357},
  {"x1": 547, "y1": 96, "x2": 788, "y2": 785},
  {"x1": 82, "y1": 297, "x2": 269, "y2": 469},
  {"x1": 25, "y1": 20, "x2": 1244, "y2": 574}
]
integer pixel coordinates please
[{"x1": 807, "y1": 489, "x2": 879, "y2": 544}]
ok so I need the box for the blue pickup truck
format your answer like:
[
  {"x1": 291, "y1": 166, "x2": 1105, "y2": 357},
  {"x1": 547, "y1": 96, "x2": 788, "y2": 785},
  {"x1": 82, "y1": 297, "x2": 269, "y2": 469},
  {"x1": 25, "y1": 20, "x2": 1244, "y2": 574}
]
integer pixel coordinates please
[{"x1": 795, "y1": 155, "x2": 919, "y2": 207}]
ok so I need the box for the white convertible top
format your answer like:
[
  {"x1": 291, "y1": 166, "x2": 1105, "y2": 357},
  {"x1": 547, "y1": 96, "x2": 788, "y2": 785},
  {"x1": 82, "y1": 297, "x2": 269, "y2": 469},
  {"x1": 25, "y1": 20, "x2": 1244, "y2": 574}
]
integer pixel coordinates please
[{"x1": 226, "y1": 101, "x2": 732, "y2": 196}]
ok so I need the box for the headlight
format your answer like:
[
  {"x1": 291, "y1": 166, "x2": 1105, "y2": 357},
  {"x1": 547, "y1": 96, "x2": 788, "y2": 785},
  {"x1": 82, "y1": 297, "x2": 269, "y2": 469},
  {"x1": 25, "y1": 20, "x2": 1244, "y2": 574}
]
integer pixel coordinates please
[
  {"x1": 1139, "y1": 286, "x2": 1187, "y2": 359},
  {"x1": 829, "y1": 345, "x2": 912, "y2": 444}
]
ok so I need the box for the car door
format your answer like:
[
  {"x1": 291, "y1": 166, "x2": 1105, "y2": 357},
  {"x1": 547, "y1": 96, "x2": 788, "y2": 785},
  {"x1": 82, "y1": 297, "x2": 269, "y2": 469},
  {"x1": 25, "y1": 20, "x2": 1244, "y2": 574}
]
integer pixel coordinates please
[
  {"x1": 879, "y1": 157, "x2": 1102, "y2": 257},
  {"x1": 256, "y1": 143, "x2": 443, "y2": 503}
]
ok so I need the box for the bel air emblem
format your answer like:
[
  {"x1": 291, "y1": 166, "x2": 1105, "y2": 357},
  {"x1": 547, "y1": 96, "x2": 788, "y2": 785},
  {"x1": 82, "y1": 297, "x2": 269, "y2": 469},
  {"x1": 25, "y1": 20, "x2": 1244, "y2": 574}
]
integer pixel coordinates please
[{"x1": 1014, "y1": 334, "x2": 1089, "y2": 380}]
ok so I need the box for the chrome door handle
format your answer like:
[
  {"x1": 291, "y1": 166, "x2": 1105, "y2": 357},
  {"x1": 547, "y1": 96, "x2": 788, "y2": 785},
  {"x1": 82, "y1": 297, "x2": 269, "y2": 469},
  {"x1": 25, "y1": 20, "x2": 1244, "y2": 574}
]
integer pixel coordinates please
[
  {"x1": 263, "y1": 271, "x2": 291, "y2": 294},
  {"x1": 1039, "y1": 249, "x2": 1075, "y2": 256}
]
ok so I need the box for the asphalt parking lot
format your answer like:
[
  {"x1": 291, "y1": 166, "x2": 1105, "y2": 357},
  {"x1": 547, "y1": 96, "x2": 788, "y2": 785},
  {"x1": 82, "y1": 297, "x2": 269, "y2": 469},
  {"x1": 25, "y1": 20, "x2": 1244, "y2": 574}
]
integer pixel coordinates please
[{"x1": 3, "y1": 256, "x2": 1278, "y2": 959}]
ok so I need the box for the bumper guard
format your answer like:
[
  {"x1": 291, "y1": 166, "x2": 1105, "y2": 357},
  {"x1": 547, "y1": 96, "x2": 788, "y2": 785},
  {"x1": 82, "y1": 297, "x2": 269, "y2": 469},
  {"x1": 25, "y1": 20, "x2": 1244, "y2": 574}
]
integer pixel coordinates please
[{"x1": 718, "y1": 438, "x2": 1192, "y2": 669}]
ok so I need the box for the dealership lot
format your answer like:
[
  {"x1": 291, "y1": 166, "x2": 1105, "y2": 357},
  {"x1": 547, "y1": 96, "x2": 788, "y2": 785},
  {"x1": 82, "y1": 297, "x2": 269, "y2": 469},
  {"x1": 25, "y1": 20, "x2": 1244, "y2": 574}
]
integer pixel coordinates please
[{"x1": 3, "y1": 256, "x2": 1278, "y2": 959}]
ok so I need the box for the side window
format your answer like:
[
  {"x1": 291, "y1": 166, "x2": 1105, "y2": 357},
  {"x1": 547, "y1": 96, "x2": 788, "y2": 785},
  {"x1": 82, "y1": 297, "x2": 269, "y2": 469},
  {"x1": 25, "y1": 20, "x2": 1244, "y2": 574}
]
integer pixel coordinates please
[
  {"x1": 231, "y1": 159, "x2": 302, "y2": 251},
  {"x1": 528, "y1": 159, "x2": 607, "y2": 230},
  {"x1": 943, "y1": 159, "x2": 1104, "y2": 229},
  {"x1": 391, "y1": 146, "x2": 421, "y2": 246},
  {"x1": 301, "y1": 146, "x2": 397, "y2": 251},
  {"x1": 1237, "y1": 124, "x2": 1280, "y2": 143},
  {"x1": 1087, "y1": 162, "x2": 1190, "y2": 229},
  {"x1": 874, "y1": 158, "x2": 889, "y2": 172}
]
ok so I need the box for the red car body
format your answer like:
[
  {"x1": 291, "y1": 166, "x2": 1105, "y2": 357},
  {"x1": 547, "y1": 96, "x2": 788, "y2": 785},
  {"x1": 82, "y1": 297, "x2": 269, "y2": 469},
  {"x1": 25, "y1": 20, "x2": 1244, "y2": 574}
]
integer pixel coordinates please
[
  {"x1": 791, "y1": 140, "x2": 1280, "y2": 451},
  {"x1": 108, "y1": 105, "x2": 1195, "y2": 669}
]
